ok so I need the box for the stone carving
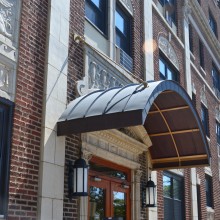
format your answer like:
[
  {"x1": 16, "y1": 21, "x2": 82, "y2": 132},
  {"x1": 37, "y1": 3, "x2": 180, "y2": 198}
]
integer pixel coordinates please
[
  {"x1": 81, "y1": 150, "x2": 93, "y2": 164},
  {"x1": 135, "y1": 169, "x2": 142, "y2": 182},
  {"x1": 215, "y1": 105, "x2": 220, "y2": 122},
  {"x1": 183, "y1": 0, "x2": 192, "y2": 24},
  {"x1": 0, "y1": 63, "x2": 9, "y2": 92},
  {"x1": 200, "y1": 85, "x2": 208, "y2": 107},
  {"x1": 0, "y1": 41, "x2": 16, "y2": 61},
  {"x1": 119, "y1": 0, "x2": 133, "y2": 15},
  {"x1": 0, "y1": 0, "x2": 13, "y2": 38},
  {"x1": 158, "y1": 36, "x2": 179, "y2": 70},
  {"x1": 76, "y1": 46, "x2": 132, "y2": 96}
]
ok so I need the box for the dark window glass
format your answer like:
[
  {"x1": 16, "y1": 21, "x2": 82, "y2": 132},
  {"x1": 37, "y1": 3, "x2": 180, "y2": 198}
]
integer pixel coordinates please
[
  {"x1": 159, "y1": 0, "x2": 176, "y2": 26},
  {"x1": 163, "y1": 172, "x2": 185, "y2": 220},
  {"x1": 205, "y1": 175, "x2": 213, "y2": 208},
  {"x1": 0, "y1": 98, "x2": 13, "y2": 216},
  {"x1": 89, "y1": 161, "x2": 127, "y2": 180},
  {"x1": 209, "y1": 11, "x2": 218, "y2": 37},
  {"x1": 189, "y1": 24, "x2": 193, "y2": 53},
  {"x1": 197, "y1": 185, "x2": 202, "y2": 220},
  {"x1": 199, "y1": 40, "x2": 204, "y2": 69},
  {"x1": 85, "y1": 0, "x2": 107, "y2": 35},
  {"x1": 212, "y1": 64, "x2": 220, "y2": 97},
  {"x1": 216, "y1": 121, "x2": 220, "y2": 145},
  {"x1": 159, "y1": 56, "x2": 178, "y2": 82},
  {"x1": 201, "y1": 104, "x2": 209, "y2": 137},
  {"x1": 192, "y1": 93, "x2": 196, "y2": 108},
  {"x1": 115, "y1": 4, "x2": 131, "y2": 56}
]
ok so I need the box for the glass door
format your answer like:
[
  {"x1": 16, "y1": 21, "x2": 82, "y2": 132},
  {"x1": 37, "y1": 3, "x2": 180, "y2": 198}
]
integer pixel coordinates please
[{"x1": 88, "y1": 157, "x2": 131, "y2": 220}]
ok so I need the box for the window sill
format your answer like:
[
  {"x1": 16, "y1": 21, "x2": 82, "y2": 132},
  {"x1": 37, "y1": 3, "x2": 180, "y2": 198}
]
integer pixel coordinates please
[
  {"x1": 200, "y1": 66, "x2": 206, "y2": 76},
  {"x1": 207, "y1": 206, "x2": 215, "y2": 213},
  {"x1": 85, "y1": 17, "x2": 108, "y2": 39},
  {"x1": 190, "y1": 52, "x2": 195, "y2": 61},
  {"x1": 0, "y1": 215, "x2": 5, "y2": 220}
]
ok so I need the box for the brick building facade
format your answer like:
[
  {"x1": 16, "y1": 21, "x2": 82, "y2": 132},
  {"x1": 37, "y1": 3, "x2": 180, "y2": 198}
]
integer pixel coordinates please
[{"x1": 0, "y1": 0, "x2": 220, "y2": 219}]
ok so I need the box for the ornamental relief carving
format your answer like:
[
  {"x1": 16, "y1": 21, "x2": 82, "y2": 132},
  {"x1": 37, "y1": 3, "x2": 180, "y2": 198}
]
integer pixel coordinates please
[
  {"x1": 158, "y1": 36, "x2": 179, "y2": 70},
  {"x1": 215, "y1": 105, "x2": 220, "y2": 122},
  {"x1": 0, "y1": 0, "x2": 21, "y2": 101},
  {"x1": 76, "y1": 46, "x2": 132, "y2": 96},
  {"x1": 200, "y1": 85, "x2": 208, "y2": 107},
  {"x1": 0, "y1": 0, "x2": 13, "y2": 38}
]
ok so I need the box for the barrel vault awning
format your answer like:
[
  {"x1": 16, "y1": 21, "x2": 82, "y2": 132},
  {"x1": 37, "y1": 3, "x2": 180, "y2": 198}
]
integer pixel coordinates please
[{"x1": 57, "y1": 80, "x2": 210, "y2": 170}]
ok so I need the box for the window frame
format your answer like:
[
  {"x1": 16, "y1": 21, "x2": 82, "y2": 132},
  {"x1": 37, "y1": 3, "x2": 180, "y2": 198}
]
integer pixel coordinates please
[
  {"x1": 216, "y1": 121, "x2": 220, "y2": 145},
  {"x1": 199, "y1": 40, "x2": 204, "y2": 69},
  {"x1": 205, "y1": 174, "x2": 213, "y2": 208},
  {"x1": 115, "y1": 2, "x2": 132, "y2": 56},
  {"x1": 159, "y1": 54, "x2": 179, "y2": 82},
  {"x1": 0, "y1": 97, "x2": 14, "y2": 216},
  {"x1": 212, "y1": 64, "x2": 220, "y2": 95},
  {"x1": 163, "y1": 171, "x2": 185, "y2": 220},
  {"x1": 209, "y1": 10, "x2": 218, "y2": 37},
  {"x1": 201, "y1": 104, "x2": 210, "y2": 138},
  {"x1": 85, "y1": 0, "x2": 108, "y2": 35},
  {"x1": 159, "y1": 0, "x2": 176, "y2": 26}
]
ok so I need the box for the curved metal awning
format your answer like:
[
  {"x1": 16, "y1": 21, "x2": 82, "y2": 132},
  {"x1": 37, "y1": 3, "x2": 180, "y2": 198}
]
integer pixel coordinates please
[{"x1": 57, "y1": 80, "x2": 210, "y2": 169}]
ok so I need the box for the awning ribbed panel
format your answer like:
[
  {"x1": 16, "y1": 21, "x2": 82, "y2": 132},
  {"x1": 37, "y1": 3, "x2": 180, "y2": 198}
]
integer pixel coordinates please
[{"x1": 57, "y1": 80, "x2": 210, "y2": 169}]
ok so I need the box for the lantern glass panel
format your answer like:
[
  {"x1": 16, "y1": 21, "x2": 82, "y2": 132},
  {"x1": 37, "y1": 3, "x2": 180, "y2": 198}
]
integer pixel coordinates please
[
  {"x1": 76, "y1": 167, "x2": 84, "y2": 193},
  {"x1": 84, "y1": 168, "x2": 88, "y2": 193}
]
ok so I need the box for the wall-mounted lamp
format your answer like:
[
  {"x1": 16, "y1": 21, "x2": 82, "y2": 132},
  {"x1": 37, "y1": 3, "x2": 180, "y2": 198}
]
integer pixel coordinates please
[
  {"x1": 142, "y1": 177, "x2": 156, "y2": 208},
  {"x1": 68, "y1": 158, "x2": 88, "y2": 199}
]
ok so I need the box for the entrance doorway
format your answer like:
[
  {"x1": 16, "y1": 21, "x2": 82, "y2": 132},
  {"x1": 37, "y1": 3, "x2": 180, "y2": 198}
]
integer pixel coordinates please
[{"x1": 88, "y1": 157, "x2": 131, "y2": 220}]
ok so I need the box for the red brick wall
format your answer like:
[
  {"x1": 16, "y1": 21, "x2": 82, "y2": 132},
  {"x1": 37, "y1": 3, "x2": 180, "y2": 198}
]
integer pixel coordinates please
[
  {"x1": 63, "y1": 0, "x2": 85, "y2": 219},
  {"x1": 8, "y1": 0, "x2": 48, "y2": 219}
]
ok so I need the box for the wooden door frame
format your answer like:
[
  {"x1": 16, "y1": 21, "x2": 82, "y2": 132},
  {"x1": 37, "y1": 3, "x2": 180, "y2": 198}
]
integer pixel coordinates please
[{"x1": 88, "y1": 156, "x2": 131, "y2": 219}]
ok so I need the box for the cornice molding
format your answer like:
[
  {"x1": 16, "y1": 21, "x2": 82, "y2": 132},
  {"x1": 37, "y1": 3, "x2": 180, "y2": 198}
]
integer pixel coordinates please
[{"x1": 189, "y1": 0, "x2": 220, "y2": 63}]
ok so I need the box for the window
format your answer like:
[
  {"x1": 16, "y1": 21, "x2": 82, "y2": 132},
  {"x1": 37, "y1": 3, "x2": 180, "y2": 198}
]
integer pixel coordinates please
[
  {"x1": 85, "y1": 0, "x2": 107, "y2": 35},
  {"x1": 115, "y1": 3, "x2": 132, "y2": 72},
  {"x1": 216, "y1": 121, "x2": 220, "y2": 145},
  {"x1": 163, "y1": 172, "x2": 185, "y2": 220},
  {"x1": 0, "y1": 98, "x2": 13, "y2": 216},
  {"x1": 88, "y1": 157, "x2": 131, "y2": 219},
  {"x1": 189, "y1": 24, "x2": 193, "y2": 53},
  {"x1": 209, "y1": 11, "x2": 217, "y2": 37},
  {"x1": 201, "y1": 104, "x2": 209, "y2": 137},
  {"x1": 197, "y1": 185, "x2": 202, "y2": 220},
  {"x1": 199, "y1": 40, "x2": 204, "y2": 69},
  {"x1": 212, "y1": 64, "x2": 220, "y2": 97},
  {"x1": 159, "y1": 56, "x2": 178, "y2": 81},
  {"x1": 205, "y1": 175, "x2": 213, "y2": 208},
  {"x1": 159, "y1": 0, "x2": 176, "y2": 27}
]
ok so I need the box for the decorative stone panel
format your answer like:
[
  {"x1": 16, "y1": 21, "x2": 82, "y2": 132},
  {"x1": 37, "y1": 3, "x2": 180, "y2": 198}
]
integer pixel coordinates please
[
  {"x1": 200, "y1": 85, "x2": 208, "y2": 107},
  {"x1": 76, "y1": 45, "x2": 135, "y2": 96},
  {"x1": 158, "y1": 35, "x2": 179, "y2": 70},
  {"x1": 0, "y1": 0, "x2": 21, "y2": 101},
  {"x1": 119, "y1": 0, "x2": 133, "y2": 15}
]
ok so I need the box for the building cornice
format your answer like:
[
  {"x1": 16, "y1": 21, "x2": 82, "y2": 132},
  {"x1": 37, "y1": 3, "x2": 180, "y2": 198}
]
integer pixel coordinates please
[{"x1": 189, "y1": 0, "x2": 220, "y2": 63}]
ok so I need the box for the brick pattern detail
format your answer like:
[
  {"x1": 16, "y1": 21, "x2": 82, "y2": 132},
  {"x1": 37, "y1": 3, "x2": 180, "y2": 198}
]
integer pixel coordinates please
[
  {"x1": 63, "y1": 0, "x2": 85, "y2": 219},
  {"x1": 7, "y1": 0, "x2": 48, "y2": 219}
]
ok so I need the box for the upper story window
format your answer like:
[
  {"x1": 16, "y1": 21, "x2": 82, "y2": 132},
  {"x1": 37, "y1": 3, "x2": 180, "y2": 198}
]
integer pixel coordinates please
[
  {"x1": 201, "y1": 104, "x2": 209, "y2": 137},
  {"x1": 212, "y1": 64, "x2": 220, "y2": 97},
  {"x1": 209, "y1": 11, "x2": 218, "y2": 37},
  {"x1": 216, "y1": 121, "x2": 220, "y2": 145},
  {"x1": 159, "y1": 55, "x2": 178, "y2": 81},
  {"x1": 163, "y1": 172, "x2": 185, "y2": 220},
  {"x1": 189, "y1": 24, "x2": 193, "y2": 53},
  {"x1": 0, "y1": 98, "x2": 13, "y2": 217},
  {"x1": 205, "y1": 174, "x2": 213, "y2": 208},
  {"x1": 158, "y1": 0, "x2": 176, "y2": 31},
  {"x1": 199, "y1": 40, "x2": 204, "y2": 69},
  {"x1": 85, "y1": 0, "x2": 107, "y2": 35},
  {"x1": 115, "y1": 3, "x2": 133, "y2": 72}
]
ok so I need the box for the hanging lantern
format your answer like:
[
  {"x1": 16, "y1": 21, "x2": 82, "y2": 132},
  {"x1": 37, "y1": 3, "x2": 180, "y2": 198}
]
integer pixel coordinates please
[
  {"x1": 68, "y1": 158, "x2": 88, "y2": 198},
  {"x1": 142, "y1": 177, "x2": 156, "y2": 208}
]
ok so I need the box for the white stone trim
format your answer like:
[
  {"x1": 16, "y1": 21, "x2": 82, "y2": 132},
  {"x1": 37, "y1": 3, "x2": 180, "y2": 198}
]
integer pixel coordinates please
[{"x1": 38, "y1": 0, "x2": 70, "y2": 219}]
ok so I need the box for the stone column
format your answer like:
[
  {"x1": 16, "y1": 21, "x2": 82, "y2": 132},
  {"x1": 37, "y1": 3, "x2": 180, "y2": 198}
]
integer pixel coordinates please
[
  {"x1": 183, "y1": 0, "x2": 192, "y2": 96},
  {"x1": 143, "y1": 0, "x2": 154, "y2": 81},
  {"x1": 37, "y1": 0, "x2": 70, "y2": 219}
]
